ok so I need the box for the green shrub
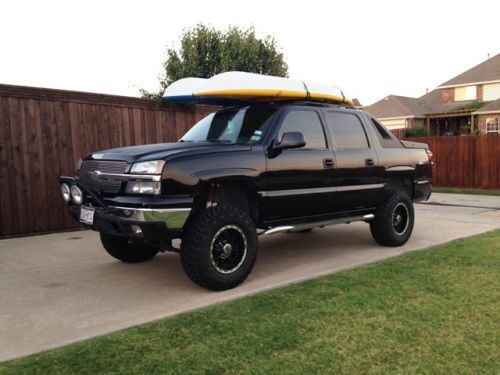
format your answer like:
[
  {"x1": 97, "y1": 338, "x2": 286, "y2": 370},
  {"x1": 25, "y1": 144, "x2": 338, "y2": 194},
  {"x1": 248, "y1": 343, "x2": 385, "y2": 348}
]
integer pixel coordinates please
[{"x1": 406, "y1": 126, "x2": 428, "y2": 137}]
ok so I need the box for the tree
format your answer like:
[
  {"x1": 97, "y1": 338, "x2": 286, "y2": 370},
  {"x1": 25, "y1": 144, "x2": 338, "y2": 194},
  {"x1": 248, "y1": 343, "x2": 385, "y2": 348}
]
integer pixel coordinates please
[{"x1": 141, "y1": 24, "x2": 288, "y2": 99}]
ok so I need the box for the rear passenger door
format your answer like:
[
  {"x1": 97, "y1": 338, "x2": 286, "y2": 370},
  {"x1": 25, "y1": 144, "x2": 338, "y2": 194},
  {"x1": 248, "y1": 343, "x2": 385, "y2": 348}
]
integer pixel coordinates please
[{"x1": 324, "y1": 110, "x2": 381, "y2": 212}]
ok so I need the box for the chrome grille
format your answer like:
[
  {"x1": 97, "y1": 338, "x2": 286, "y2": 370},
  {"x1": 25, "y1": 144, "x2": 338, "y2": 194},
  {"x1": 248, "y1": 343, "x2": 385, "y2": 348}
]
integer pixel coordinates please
[
  {"x1": 78, "y1": 160, "x2": 128, "y2": 194},
  {"x1": 80, "y1": 160, "x2": 128, "y2": 174}
]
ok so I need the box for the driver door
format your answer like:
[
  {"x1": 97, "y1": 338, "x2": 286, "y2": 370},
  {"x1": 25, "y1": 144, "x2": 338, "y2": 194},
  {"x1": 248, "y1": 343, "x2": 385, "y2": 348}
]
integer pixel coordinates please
[{"x1": 262, "y1": 108, "x2": 335, "y2": 220}]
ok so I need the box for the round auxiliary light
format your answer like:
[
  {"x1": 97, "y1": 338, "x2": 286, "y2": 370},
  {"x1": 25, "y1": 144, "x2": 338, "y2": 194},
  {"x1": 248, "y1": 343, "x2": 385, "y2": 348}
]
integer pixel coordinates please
[
  {"x1": 61, "y1": 183, "x2": 71, "y2": 203},
  {"x1": 70, "y1": 185, "x2": 83, "y2": 205}
]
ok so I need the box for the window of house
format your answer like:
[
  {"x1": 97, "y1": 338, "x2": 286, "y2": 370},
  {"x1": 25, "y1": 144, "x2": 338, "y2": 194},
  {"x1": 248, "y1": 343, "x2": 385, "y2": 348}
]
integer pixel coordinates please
[
  {"x1": 483, "y1": 83, "x2": 500, "y2": 101},
  {"x1": 454, "y1": 86, "x2": 477, "y2": 101},
  {"x1": 326, "y1": 112, "x2": 369, "y2": 149},
  {"x1": 278, "y1": 110, "x2": 326, "y2": 149},
  {"x1": 486, "y1": 117, "x2": 499, "y2": 134}
]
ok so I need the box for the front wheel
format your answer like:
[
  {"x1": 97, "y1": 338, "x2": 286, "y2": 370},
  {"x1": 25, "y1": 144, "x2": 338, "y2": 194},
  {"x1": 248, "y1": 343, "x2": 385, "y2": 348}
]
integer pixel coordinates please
[
  {"x1": 100, "y1": 233, "x2": 159, "y2": 263},
  {"x1": 370, "y1": 190, "x2": 414, "y2": 247},
  {"x1": 180, "y1": 205, "x2": 258, "y2": 291}
]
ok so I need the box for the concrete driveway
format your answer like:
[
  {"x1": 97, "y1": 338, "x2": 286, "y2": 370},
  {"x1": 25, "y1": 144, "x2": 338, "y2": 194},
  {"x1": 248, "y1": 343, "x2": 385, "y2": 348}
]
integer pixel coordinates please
[{"x1": 1, "y1": 193, "x2": 500, "y2": 361}]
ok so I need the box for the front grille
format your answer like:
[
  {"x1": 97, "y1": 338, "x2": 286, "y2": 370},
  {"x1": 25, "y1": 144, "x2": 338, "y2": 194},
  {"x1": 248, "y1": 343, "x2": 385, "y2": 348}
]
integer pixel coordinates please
[
  {"x1": 80, "y1": 160, "x2": 128, "y2": 174},
  {"x1": 79, "y1": 160, "x2": 128, "y2": 194}
]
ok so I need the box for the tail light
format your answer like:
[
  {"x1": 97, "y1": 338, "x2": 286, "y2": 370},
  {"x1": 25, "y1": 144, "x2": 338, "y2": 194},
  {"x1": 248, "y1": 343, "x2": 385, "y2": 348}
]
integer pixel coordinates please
[{"x1": 426, "y1": 149, "x2": 434, "y2": 164}]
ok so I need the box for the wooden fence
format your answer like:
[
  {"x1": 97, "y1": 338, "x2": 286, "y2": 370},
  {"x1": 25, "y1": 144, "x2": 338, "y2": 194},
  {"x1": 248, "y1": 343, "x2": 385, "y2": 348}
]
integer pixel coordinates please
[
  {"x1": 404, "y1": 136, "x2": 500, "y2": 190},
  {"x1": 0, "y1": 84, "x2": 215, "y2": 237}
]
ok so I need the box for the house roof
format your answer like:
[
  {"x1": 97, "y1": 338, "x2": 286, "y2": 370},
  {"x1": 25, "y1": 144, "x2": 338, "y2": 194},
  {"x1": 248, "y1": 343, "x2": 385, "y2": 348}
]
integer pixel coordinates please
[
  {"x1": 364, "y1": 90, "x2": 483, "y2": 119},
  {"x1": 439, "y1": 53, "x2": 500, "y2": 88},
  {"x1": 418, "y1": 89, "x2": 478, "y2": 114},
  {"x1": 477, "y1": 98, "x2": 500, "y2": 113},
  {"x1": 363, "y1": 95, "x2": 432, "y2": 118}
]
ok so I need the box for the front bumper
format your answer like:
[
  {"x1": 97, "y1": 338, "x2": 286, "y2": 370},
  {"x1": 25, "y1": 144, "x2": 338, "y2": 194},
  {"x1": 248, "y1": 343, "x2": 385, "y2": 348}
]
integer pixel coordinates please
[{"x1": 60, "y1": 176, "x2": 191, "y2": 247}]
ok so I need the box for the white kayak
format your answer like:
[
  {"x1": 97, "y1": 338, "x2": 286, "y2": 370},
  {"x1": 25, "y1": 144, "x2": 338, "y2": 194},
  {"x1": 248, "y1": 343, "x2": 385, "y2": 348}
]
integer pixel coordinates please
[{"x1": 162, "y1": 71, "x2": 353, "y2": 106}]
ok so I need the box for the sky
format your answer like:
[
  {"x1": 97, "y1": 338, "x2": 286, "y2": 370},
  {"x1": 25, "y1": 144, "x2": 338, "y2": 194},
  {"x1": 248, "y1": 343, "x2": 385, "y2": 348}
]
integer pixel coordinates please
[{"x1": 1, "y1": 0, "x2": 499, "y2": 106}]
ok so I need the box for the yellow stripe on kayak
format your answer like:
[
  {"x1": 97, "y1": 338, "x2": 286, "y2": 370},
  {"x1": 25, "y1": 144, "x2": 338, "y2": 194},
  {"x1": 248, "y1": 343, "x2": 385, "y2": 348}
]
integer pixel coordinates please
[
  {"x1": 196, "y1": 89, "x2": 308, "y2": 99},
  {"x1": 196, "y1": 89, "x2": 353, "y2": 105}
]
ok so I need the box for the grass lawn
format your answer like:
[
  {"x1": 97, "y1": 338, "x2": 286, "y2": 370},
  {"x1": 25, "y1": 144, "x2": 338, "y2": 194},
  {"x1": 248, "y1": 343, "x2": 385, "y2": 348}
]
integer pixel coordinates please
[
  {"x1": 433, "y1": 187, "x2": 500, "y2": 196},
  {"x1": 1, "y1": 232, "x2": 499, "y2": 374}
]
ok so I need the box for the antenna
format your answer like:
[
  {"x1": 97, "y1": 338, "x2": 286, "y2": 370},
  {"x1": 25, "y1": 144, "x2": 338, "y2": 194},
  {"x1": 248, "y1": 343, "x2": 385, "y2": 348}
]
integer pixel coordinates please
[{"x1": 302, "y1": 81, "x2": 311, "y2": 99}]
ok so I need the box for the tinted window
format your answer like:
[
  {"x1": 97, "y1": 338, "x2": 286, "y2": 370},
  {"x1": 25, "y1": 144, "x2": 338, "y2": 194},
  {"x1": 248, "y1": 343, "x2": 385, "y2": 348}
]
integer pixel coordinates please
[
  {"x1": 278, "y1": 110, "x2": 326, "y2": 149},
  {"x1": 326, "y1": 112, "x2": 369, "y2": 149},
  {"x1": 180, "y1": 107, "x2": 278, "y2": 144},
  {"x1": 371, "y1": 117, "x2": 392, "y2": 140},
  {"x1": 369, "y1": 116, "x2": 403, "y2": 148}
]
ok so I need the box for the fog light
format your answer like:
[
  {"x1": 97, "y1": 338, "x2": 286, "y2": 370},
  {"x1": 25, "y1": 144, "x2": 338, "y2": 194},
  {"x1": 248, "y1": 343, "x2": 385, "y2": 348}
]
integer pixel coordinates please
[
  {"x1": 130, "y1": 225, "x2": 142, "y2": 235},
  {"x1": 70, "y1": 185, "x2": 83, "y2": 204},
  {"x1": 125, "y1": 181, "x2": 161, "y2": 195},
  {"x1": 61, "y1": 183, "x2": 71, "y2": 203}
]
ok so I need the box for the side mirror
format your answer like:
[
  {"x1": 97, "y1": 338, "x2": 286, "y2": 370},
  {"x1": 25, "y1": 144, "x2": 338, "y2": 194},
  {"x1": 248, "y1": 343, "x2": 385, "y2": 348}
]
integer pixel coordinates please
[{"x1": 274, "y1": 132, "x2": 306, "y2": 150}]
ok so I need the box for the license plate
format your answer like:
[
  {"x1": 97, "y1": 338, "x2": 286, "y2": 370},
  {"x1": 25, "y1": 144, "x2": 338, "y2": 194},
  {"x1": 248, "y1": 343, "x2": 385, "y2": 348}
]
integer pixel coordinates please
[{"x1": 80, "y1": 206, "x2": 95, "y2": 225}]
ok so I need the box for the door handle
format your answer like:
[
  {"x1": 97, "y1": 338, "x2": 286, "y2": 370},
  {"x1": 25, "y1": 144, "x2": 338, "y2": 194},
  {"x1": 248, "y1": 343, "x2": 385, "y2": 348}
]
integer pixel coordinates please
[
  {"x1": 365, "y1": 158, "x2": 375, "y2": 167},
  {"x1": 323, "y1": 158, "x2": 335, "y2": 168}
]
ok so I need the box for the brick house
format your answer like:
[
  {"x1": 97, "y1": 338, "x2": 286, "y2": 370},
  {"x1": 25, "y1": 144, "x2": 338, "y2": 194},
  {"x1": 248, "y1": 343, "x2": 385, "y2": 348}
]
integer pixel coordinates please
[{"x1": 364, "y1": 53, "x2": 500, "y2": 136}]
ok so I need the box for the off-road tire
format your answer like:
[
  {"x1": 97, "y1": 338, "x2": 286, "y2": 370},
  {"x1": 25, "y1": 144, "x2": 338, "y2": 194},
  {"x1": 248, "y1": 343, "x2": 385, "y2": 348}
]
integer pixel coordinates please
[
  {"x1": 180, "y1": 205, "x2": 258, "y2": 291},
  {"x1": 370, "y1": 190, "x2": 414, "y2": 247},
  {"x1": 100, "y1": 233, "x2": 159, "y2": 263}
]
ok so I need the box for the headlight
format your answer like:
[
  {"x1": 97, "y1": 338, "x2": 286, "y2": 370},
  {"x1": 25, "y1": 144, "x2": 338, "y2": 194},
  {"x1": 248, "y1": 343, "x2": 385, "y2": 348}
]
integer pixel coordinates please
[
  {"x1": 61, "y1": 183, "x2": 71, "y2": 203},
  {"x1": 125, "y1": 181, "x2": 161, "y2": 195},
  {"x1": 130, "y1": 160, "x2": 165, "y2": 175},
  {"x1": 70, "y1": 185, "x2": 83, "y2": 204}
]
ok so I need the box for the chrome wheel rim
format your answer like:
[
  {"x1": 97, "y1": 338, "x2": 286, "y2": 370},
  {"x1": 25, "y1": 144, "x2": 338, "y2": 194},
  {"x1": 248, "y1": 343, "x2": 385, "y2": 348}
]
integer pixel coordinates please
[
  {"x1": 210, "y1": 225, "x2": 247, "y2": 274},
  {"x1": 392, "y1": 202, "x2": 410, "y2": 235}
]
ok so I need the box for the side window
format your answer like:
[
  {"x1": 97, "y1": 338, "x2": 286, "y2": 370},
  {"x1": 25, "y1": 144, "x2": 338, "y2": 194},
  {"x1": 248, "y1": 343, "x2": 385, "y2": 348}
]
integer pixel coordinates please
[
  {"x1": 278, "y1": 110, "x2": 326, "y2": 149},
  {"x1": 326, "y1": 112, "x2": 369, "y2": 149},
  {"x1": 371, "y1": 117, "x2": 392, "y2": 140},
  {"x1": 369, "y1": 116, "x2": 403, "y2": 148}
]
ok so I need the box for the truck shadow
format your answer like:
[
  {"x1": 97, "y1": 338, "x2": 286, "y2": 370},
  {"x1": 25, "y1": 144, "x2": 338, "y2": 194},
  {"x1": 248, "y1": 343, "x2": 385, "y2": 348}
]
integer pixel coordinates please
[{"x1": 93, "y1": 222, "x2": 379, "y2": 292}]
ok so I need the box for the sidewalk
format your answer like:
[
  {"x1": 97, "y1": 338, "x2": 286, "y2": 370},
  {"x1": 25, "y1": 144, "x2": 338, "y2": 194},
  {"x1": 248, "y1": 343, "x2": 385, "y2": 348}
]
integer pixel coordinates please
[{"x1": 423, "y1": 192, "x2": 500, "y2": 209}]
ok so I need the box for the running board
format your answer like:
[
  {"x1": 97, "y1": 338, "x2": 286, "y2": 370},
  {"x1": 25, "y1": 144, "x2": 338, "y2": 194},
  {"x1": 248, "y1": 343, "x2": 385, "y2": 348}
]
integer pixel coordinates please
[{"x1": 263, "y1": 214, "x2": 375, "y2": 235}]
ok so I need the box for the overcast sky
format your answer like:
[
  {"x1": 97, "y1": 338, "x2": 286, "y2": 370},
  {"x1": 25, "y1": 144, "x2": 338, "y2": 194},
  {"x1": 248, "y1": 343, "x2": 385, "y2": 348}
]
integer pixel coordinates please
[{"x1": 1, "y1": 0, "x2": 499, "y2": 105}]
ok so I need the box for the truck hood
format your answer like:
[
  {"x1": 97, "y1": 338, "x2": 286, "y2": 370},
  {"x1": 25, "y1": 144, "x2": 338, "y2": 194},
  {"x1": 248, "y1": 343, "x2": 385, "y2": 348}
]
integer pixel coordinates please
[{"x1": 85, "y1": 142, "x2": 252, "y2": 163}]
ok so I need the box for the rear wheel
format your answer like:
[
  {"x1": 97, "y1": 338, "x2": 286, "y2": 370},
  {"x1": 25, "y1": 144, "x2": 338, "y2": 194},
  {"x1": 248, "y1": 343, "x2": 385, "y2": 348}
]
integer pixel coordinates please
[
  {"x1": 370, "y1": 190, "x2": 414, "y2": 246},
  {"x1": 100, "y1": 233, "x2": 159, "y2": 263},
  {"x1": 180, "y1": 205, "x2": 258, "y2": 291}
]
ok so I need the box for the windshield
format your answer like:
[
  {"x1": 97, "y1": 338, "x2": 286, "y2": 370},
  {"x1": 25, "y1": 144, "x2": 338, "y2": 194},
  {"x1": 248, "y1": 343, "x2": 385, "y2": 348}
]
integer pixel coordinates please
[{"x1": 180, "y1": 107, "x2": 278, "y2": 144}]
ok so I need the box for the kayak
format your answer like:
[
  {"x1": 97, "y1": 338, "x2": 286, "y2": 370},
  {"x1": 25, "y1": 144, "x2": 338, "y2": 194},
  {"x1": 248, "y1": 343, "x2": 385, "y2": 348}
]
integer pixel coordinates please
[{"x1": 162, "y1": 71, "x2": 353, "y2": 106}]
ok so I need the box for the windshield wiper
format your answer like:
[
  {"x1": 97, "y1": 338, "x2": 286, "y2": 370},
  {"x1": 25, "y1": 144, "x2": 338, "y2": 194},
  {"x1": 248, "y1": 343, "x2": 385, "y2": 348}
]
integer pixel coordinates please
[{"x1": 207, "y1": 139, "x2": 232, "y2": 143}]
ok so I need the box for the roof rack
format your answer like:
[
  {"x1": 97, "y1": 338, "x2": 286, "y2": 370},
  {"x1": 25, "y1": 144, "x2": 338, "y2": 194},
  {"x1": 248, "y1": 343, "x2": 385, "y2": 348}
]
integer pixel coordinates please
[{"x1": 269, "y1": 100, "x2": 353, "y2": 108}]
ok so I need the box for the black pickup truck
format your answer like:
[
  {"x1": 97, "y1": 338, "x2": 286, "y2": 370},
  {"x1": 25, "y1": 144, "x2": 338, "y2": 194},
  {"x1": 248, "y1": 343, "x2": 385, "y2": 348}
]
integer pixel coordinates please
[{"x1": 60, "y1": 102, "x2": 432, "y2": 290}]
